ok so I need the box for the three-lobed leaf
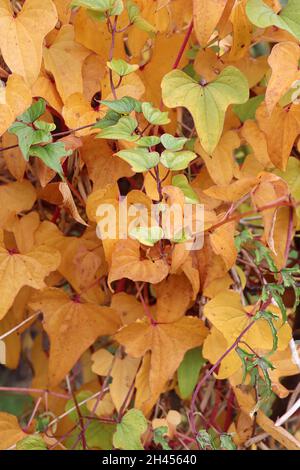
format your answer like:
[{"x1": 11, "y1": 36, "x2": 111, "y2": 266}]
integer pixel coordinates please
[
  {"x1": 96, "y1": 115, "x2": 139, "y2": 142},
  {"x1": 29, "y1": 142, "x2": 72, "y2": 178},
  {"x1": 161, "y1": 66, "x2": 249, "y2": 154},
  {"x1": 142, "y1": 102, "x2": 170, "y2": 125},
  {"x1": 160, "y1": 150, "x2": 197, "y2": 171},
  {"x1": 246, "y1": 0, "x2": 300, "y2": 40},
  {"x1": 107, "y1": 59, "x2": 139, "y2": 77},
  {"x1": 115, "y1": 148, "x2": 159, "y2": 172}
]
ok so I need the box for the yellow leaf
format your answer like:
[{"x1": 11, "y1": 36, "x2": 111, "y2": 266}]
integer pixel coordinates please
[
  {"x1": 108, "y1": 239, "x2": 169, "y2": 287},
  {"x1": 1, "y1": 132, "x2": 27, "y2": 181},
  {"x1": 241, "y1": 120, "x2": 273, "y2": 169},
  {"x1": 74, "y1": 6, "x2": 125, "y2": 59},
  {"x1": 43, "y1": 25, "x2": 90, "y2": 103},
  {"x1": 82, "y1": 54, "x2": 106, "y2": 102},
  {"x1": 115, "y1": 315, "x2": 208, "y2": 408},
  {"x1": 266, "y1": 42, "x2": 300, "y2": 114},
  {"x1": 203, "y1": 327, "x2": 241, "y2": 379},
  {"x1": 80, "y1": 137, "x2": 133, "y2": 189},
  {"x1": 32, "y1": 72, "x2": 63, "y2": 114},
  {"x1": 138, "y1": 32, "x2": 190, "y2": 112},
  {"x1": 267, "y1": 346, "x2": 300, "y2": 398},
  {"x1": 204, "y1": 290, "x2": 291, "y2": 351},
  {"x1": 62, "y1": 92, "x2": 100, "y2": 136},
  {"x1": 0, "y1": 0, "x2": 58, "y2": 85},
  {"x1": 204, "y1": 176, "x2": 257, "y2": 202},
  {"x1": 210, "y1": 222, "x2": 237, "y2": 270},
  {"x1": 0, "y1": 287, "x2": 32, "y2": 369},
  {"x1": 0, "y1": 180, "x2": 36, "y2": 230},
  {"x1": 92, "y1": 349, "x2": 140, "y2": 412},
  {"x1": 256, "y1": 101, "x2": 300, "y2": 171},
  {"x1": 87, "y1": 392, "x2": 115, "y2": 417},
  {"x1": 29, "y1": 288, "x2": 120, "y2": 386},
  {"x1": 0, "y1": 74, "x2": 32, "y2": 136},
  {"x1": 11, "y1": 211, "x2": 40, "y2": 254},
  {"x1": 196, "y1": 130, "x2": 240, "y2": 186},
  {"x1": 0, "y1": 236, "x2": 60, "y2": 320},
  {"x1": 193, "y1": 0, "x2": 229, "y2": 47},
  {"x1": 58, "y1": 182, "x2": 87, "y2": 226},
  {"x1": 111, "y1": 292, "x2": 144, "y2": 326},
  {"x1": 53, "y1": 0, "x2": 72, "y2": 24},
  {"x1": 0, "y1": 412, "x2": 26, "y2": 450},
  {"x1": 154, "y1": 274, "x2": 193, "y2": 323}
]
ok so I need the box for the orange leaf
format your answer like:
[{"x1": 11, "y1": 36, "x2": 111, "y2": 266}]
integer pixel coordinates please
[{"x1": 29, "y1": 288, "x2": 121, "y2": 386}]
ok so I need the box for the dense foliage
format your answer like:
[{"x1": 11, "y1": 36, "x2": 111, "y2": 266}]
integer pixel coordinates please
[{"x1": 0, "y1": 0, "x2": 299, "y2": 451}]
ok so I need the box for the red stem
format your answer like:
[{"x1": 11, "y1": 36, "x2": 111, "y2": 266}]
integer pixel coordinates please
[
  {"x1": 189, "y1": 297, "x2": 272, "y2": 440},
  {"x1": 172, "y1": 20, "x2": 194, "y2": 70}
]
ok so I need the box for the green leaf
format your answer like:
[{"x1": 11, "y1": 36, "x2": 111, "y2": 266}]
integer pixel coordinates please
[
  {"x1": 162, "y1": 67, "x2": 249, "y2": 154},
  {"x1": 100, "y1": 96, "x2": 142, "y2": 115},
  {"x1": 160, "y1": 150, "x2": 197, "y2": 171},
  {"x1": 107, "y1": 59, "x2": 139, "y2": 76},
  {"x1": 72, "y1": 0, "x2": 123, "y2": 15},
  {"x1": 94, "y1": 110, "x2": 121, "y2": 129},
  {"x1": 8, "y1": 123, "x2": 35, "y2": 160},
  {"x1": 126, "y1": 0, "x2": 156, "y2": 34},
  {"x1": 113, "y1": 409, "x2": 147, "y2": 450},
  {"x1": 130, "y1": 226, "x2": 164, "y2": 246},
  {"x1": 142, "y1": 102, "x2": 170, "y2": 125},
  {"x1": 17, "y1": 98, "x2": 46, "y2": 124},
  {"x1": 234, "y1": 228, "x2": 253, "y2": 250},
  {"x1": 233, "y1": 94, "x2": 265, "y2": 122},
  {"x1": 9, "y1": 121, "x2": 53, "y2": 160},
  {"x1": 30, "y1": 142, "x2": 72, "y2": 178},
  {"x1": 35, "y1": 416, "x2": 50, "y2": 433},
  {"x1": 86, "y1": 421, "x2": 116, "y2": 450},
  {"x1": 172, "y1": 175, "x2": 199, "y2": 204},
  {"x1": 246, "y1": 0, "x2": 300, "y2": 40},
  {"x1": 220, "y1": 433, "x2": 237, "y2": 450},
  {"x1": 262, "y1": 284, "x2": 286, "y2": 323},
  {"x1": 34, "y1": 120, "x2": 56, "y2": 132},
  {"x1": 16, "y1": 435, "x2": 47, "y2": 450},
  {"x1": 0, "y1": 391, "x2": 33, "y2": 417},
  {"x1": 177, "y1": 347, "x2": 206, "y2": 399},
  {"x1": 153, "y1": 426, "x2": 171, "y2": 450},
  {"x1": 161, "y1": 133, "x2": 187, "y2": 151},
  {"x1": 115, "y1": 148, "x2": 159, "y2": 172},
  {"x1": 66, "y1": 421, "x2": 116, "y2": 450},
  {"x1": 96, "y1": 116, "x2": 139, "y2": 142},
  {"x1": 137, "y1": 135, "x2": 161, "y2": 147},
  {"x1": 196, "y1": 430, "x2": 215, "y2": 450}
]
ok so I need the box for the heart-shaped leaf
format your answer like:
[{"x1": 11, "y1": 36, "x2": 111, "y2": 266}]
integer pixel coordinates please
[
  {"x1": 172, "y1": 175, "x2": 199, "y2": 204},
  {"x1": 161, "y1": 66, "x2": 249, "y2": 153},
  {"x1": 142, "y1": 102, "x2": 170, "y2": 125},
  {"x1": 115, "y1": 148, "x2": 159, "y2": 172},
  {"x1": 100, "y1": 97, "x2": 142, "y2": 115},
  {"x1": 107, "y1": 59, "x2": 139, "y2": 77},
  {"x1": 160, "y1": 150, "x2": 197, "y2": 171},
  {"x1": 113, "y1": 409, "x2": 147, "y2": 450},
  {"x1": 161, "y1": 133, "x2": 187, "y2": 151},
  {"x1": 30, "y1": 142, "x2": 72, "y2": 177},
  {"x1": 96, "y1": 115, "x2": 139, "y2": 142},
  {"x1": 246, "y1": 0, "x2": 300, "y2": 40}
]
